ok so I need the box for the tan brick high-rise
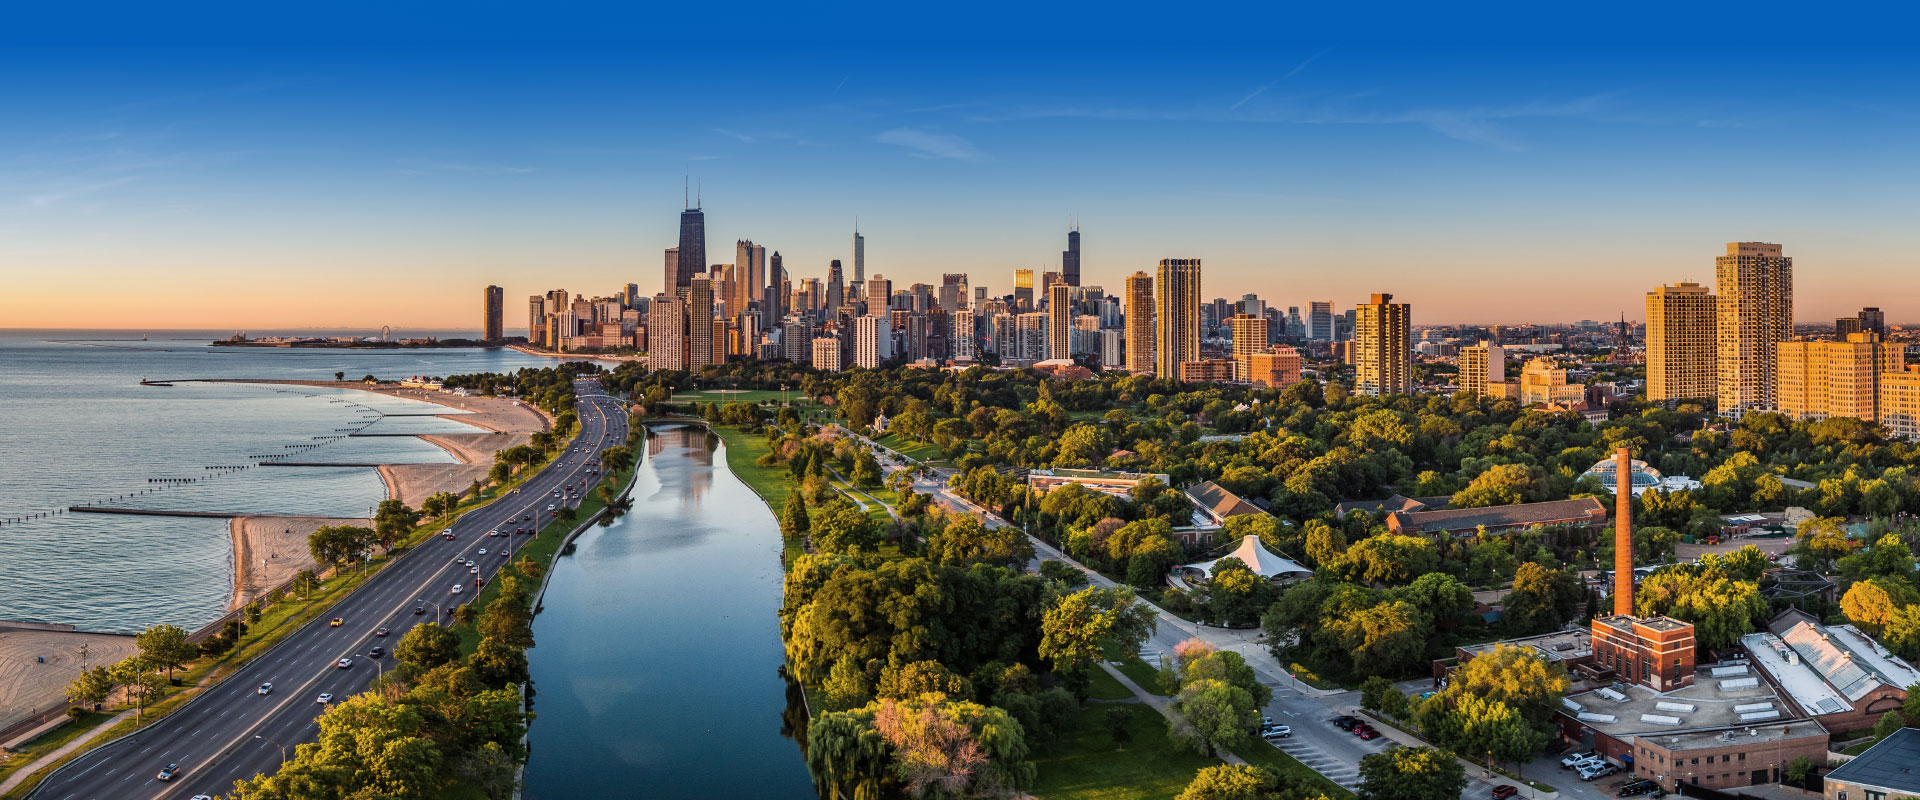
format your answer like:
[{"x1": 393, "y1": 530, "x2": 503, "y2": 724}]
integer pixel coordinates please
[
  {"x1": 1155, "y1": 259, "x2": 1201, "y2": 379},
  {"x1": 1355, "y1": 293, "x2": 1412, "y2": 395},
  {"x1": 1230, "y1": 314, "x2": 1268, "y2": 382},
  {"x1": 1460, "y1": 343, "x2": 1504, "y2": 398},
  {"x1": 1776, "y1": 333, "x2": 1905, "y2": 422},
  {"x1": 1124, "y1": 271, "x2": 1154, "y2": 375},
  {"x1": 1715, "y1": 243, "x2": 1793, "y2": 412},
  {"x1": 1645, "y1": 281, "x2": 1716, "y2": 403}
]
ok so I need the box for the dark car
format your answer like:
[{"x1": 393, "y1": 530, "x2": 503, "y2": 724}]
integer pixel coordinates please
[
  {"x1": 1492, "y1": 785, "x2": 1518, "y2": 800},
  {"x1": 1616, "y1": 780, "x2": 1660, "y2": 797},
  {"x1": 1330, "y1": 715, "x2": 1358, "y2": 727},
  {"x1": 157, "y1": 764, "x2": 179, "y2": 781},
  {"x1": 369, "y1": 646, "x2": 385, "y2": 658},
  {"x1": 413, "y1": 606, "x2": 425, "y2": 615}
]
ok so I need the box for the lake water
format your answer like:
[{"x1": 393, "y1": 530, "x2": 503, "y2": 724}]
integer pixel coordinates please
[
  {"x1": 0, "y1": 331, "x2": 577, "y2": 631},
  {"x1": 522, "y1": 424, "x2": 814, "y2": 799}
]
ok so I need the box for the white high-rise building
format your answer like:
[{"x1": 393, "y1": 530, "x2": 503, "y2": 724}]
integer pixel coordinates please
[
  {"x1": 951, "y1": 308, "x2": 976, "y2": 361},
  {"x1": 647, "y1": 294, "x2": 686, "y2": 371},
  {"x1": 854, "y1": 314, "x2": 891, "y2": 368}
]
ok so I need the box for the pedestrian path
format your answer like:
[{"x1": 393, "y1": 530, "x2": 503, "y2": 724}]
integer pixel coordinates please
[
  {"x1": 0, "y1": 709, "x2": 139, "y2": 796},
  {"x1": 1096, "y1": 662, "x2": 1248, "y2": 767}
]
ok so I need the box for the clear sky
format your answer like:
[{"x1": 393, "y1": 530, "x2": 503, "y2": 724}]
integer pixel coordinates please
[{"x1": 3, "y1": 3, "x2": 1917, "y2": 329}]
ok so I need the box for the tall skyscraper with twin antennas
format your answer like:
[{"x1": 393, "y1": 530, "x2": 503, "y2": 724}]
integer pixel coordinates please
[{"x1": 673, "y1": 182, "x2": 705, "y2": 295}]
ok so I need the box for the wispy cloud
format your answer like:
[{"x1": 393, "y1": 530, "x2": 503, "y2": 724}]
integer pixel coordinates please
[
  {"x1": 875, "y1": 128, "x2": 983, "y2": 160},
  {"x1": 1230, "y1": 48, "x2": 1333, "y2": 110},
  {"x1": 713, "y1": 128, "x2": 756, "y2": 143},
  {"x1": 27, "y1": 175, "x2": 141, "y2": 207}
]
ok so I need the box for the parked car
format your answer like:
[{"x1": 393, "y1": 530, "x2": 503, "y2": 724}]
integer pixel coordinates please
[
  {"x1": 1330, "y1": 715, "x2": 1359, "y2": 727},
  {"x1": 1262, "y1": 725, "x2": 1292, "y2": 740},
  {"x1": 257, "y1": 682, "x2": 272, "y2": 695},
  {"x1": 1561, "y1": 751, "x2": 1599, "y2": 769},
  {"x1": 157, "y1": 764, "x2": 179, "y2": 781},
  {"x1": 1357, "y1": 729, "x2": 1380, "y2": 740},
  {"x1": 1616, "y1": 779, "x2": 1660, "y2": 797},
  {"x1": 1492, "y1": 785, "x2": 1519, "y2": 800},
  {"x1": 1578, "y1": 763, "x2": 1617, "y2": 781}
]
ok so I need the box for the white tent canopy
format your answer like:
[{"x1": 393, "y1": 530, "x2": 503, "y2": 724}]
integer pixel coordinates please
[{"x1": 1183, "y1": 535, "x2": 1313, "y2": 583}]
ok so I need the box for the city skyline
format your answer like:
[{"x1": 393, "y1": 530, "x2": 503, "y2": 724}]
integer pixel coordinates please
[{"x1": 6, "y1": 34, "x2": 1920, "y2": 328}]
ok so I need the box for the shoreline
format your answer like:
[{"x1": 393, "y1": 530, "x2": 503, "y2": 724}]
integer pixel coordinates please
[{"x1": 221, "y1": 380, "x2": 548, "y2": 613}]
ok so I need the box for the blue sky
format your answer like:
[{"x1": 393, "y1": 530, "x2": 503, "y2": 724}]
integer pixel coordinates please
[{"x1": 3, "y1": 3, "x2": 1918, "y2": 328}]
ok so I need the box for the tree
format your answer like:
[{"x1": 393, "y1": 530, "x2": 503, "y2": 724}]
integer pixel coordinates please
[
  {"x1": 373, "y1": 499, "x2": 421, "y2": 548},
  {"x1": 780, "y1": 492, "x2": 811, "y2": 540},
  {"x1": 1503, "y1": 563, "x2": 1580, "y2": 635},
  {"x1": 871, "y1": 696, "x2": 1035, "y2": 798},
  {"x1": 1170, "y1": 678, "x2": 1260, "y2": 757},
  {"x1": 805, "y1": 706, "x2": 894, "y2": 800},
  {"x1": 1183, "y1": 650, "x2": 1272, "y2": 709},
  {"x1": 1395, "y1": 572, "x2": 1475, "y2": 624},
  {"x1": 1843, "y1": 577, "x2": 1920, "y2": 635},
  {"x1": 394, "y1": 622, "x2": 461, "y2": 676},
  {"x1": 876, "y1": 660, "x2": 974, "y2": 701},
  {"x1": 334, "y1": 371, "x2": 345, "y2": 380},
  {"x1": 1342, "y1": 534, "x2": 1437, "y2": 586},
  {"x1": 108, "y1": 656, "x2": 166, "y2": 719},
  {"x1": 598, "y1": 444, "x2": 634, "y2": 473},
  {"x1": 1784, "y1": 755, "x2": 1816, "y2": 785},
  {"x1": 811, "y1": 498, "x2": 882, "y2": 554},
  {"x1": 1873, "y1": 709, "x2": 1906, "y2": 743},
  {"x1": 925, "y1": 515, "x2": 1033, "y2": 569},
  {"x1": 470, "y1": 635, "x2": 529, "y2": 687},
  {"x1": 65, "y1": 666, "x2": 114, "y2": 709},
  {"x1": 1358, "y1": 746, "x2": 1467, "y2": 800},
  {"x1": 1448, "y1": 694, "x2": 1547, "y2": 768},
  {"x1": 1106, "y1": 705, "x2": 1135, "y2": 748},
  {"x1": 1178, "y1": 764, "x2": 1288, "y2": 800},
  {"x1": 1442, "y1": 644, "x2": 1570, "y2": 726},
  {"x1": 1040, "y1": 586, "x2": 1158, "y2": 699},
  {"x1": 850, "y1": 449, "x2": 884, "y2": 489},
  {"x1": 135, "y1": 624, "x2": 197, "y2": 681},
  {"x1": 1202, "y1": 558, "x2": 1276, "y2": 627},
  {"x1": 1452, "y1": 464, "x2": 1546, "y2": 508}
]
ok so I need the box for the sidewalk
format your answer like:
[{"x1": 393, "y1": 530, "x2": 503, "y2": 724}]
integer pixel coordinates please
[{"x1": 0, "y1": 708, "x2": 139, "y2": 796}]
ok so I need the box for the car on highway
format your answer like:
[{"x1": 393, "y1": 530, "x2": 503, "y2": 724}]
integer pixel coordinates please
[
  {"x1": 478, "y1": 549, "x2": 487, "y2": 555},
  {"x1": 522, "y1": 514, "x2": 531, "y2": 521},
  {"x1": 192, "y1": 795, "x2": 214, "y2": 800},
  {"x1": 488, "y1": 529, "x2": 500, "y2": 537},
  {"x1": 330, "y1": 618, "x2": 343, "y2": 627},
  {"x1": 414, "y1": 605, "x2": 425, "y2": 615},
  {"x1": 451, "y1": 584, "x2": 463, "y2": 594},
  {"x1": 442, "y1": 531, "x2": 456, "y2": 540},
  {"x1": 157, "y1": 764, "x2": 179, "y2": 781},
  {"x1": 376, "y1": 627, "x2": 388, "y2": 637},
  {"x1": 337, "y1": 657, "x2": 353, "y2": 669},
  {"x1": 1492, "y1": 785, "x2": 1518, "y2": 800},
  {"x1": 470, "y1": 567, "x2": 479, "y2": 574},
  {"x1": 369, "y1": 646, "x2": 384, "y2": 658},
  {"x1": 257, "y1": 682, "x2": 272, "y2": 695},
  {"x1": 1578, "y1": 763, "x2": 1617, "y2": 781},
  {"x1": 317, "y1": 693, "x2": 335, "y2": 704},
  {"x1": 547, "y1": 504, "x2": 557, "y2": 510}
]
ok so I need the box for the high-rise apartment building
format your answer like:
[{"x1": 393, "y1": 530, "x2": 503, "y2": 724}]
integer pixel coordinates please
[
  {"x1": 1013, "y1": 269, "x2": 1034, "y2": 311},
  {"x1": 812, "y1": 337, "x2": 843, "y2": 371},
  {"x1": 482, "y1": 285, "x2": 504, "y2": 341},
  {"x1": 663, "y1": 248, "x2": 679, "y2": 296},
  {"x1": 1048, "y1": 284, "x2": 1073, "y2": 361},
  {"x1": 527, "y1": 296, "x2": 546, "y2": 341},
  {"x1": 1062, "y1": 226, "x2": 1081, "y2": 287},
  {"x1": 1645, "y1": 281, "x2": 1717, "y2": 403},
  {"x1": 853, "y1": 315, "x2": 890, "y2": 368},
  {"x1": 1776, "y1": 333, "x2": 1904, "y2": 422},
  {"x1": 782, "y1": 316, "x2": 812, "y2": 364},
  {"x1": 951, "y1": 308, "x2": 976, "y2": 361},
  {"x1": 1155, "y1": 259, "x2": 1201, "y2": 379},
  {"x1": 1308, "y1": 301, "x2": 1335, "y2": 342},
  {"x1": 1860, "y1": 307, "x2": 1886, "y2": 337},
  {"x1": 687, "y1": 274, "x2": 716, "y2": 367},
  {"x1": 647, "y1": 294, "x2": 686, "y2": 371},
  {"x1": 867, "y1": 275, "x2": 891, "y2": 308},
  {"x1": 1715, "y1": 242, "x2": 1793, "y2": 412},
  {"x1": 1230, "y1": 313, "x2": 1268, "y2": 382},
  {"x1": 734, "y1": 240, "x2": 765, "y2": 322},
  {"x1": 1354, "y1": 293, "x2": 1412, "y2": 395},
  {"x1": 1880, "y1": 369, "x2": 1920, "y2": 439},
  {"x1": 1099, "y1": 329, "x2": 1124, "y2": 371},
  {"x1": 674, "y1": 205, "x2": 705, "y2": 294},
  {"x1": 1459, "y1": 343, "x2": 1506, "y2": 398},
  {"x1": 1124, "y1": 271, "x2": 1154, "y2": 375}
]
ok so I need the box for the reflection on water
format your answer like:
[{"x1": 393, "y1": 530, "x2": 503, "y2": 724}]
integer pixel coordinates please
[{"x1": 523, "y1": 425, "x2": 813, "y2": 798}]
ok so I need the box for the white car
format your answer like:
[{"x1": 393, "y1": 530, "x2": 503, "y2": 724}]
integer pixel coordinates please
[
  {"x1": 317, "y1": 693, "x2": 334, "y2": 704},
  {"x1": 547, "y1": 504, "x2": 557, "y2": 510},
  {"x1": 469, "y1": 567, "x2": 479, "y2": 574},
  {"x1": 451, "y1": 584, "x2": 463, "y2": 594},
  {"x1": 1578, "y1": 763, "x2": 1617, "y2": 781},
  {"x1": 257, "y1": 682, "x2": 272, "y2": 695},
  {"x1": 337, "y1": 658, "x2": 353, "y2": 669},
  {"x1": 478, "y1": 549, "x2": 487, "y2": 555}
]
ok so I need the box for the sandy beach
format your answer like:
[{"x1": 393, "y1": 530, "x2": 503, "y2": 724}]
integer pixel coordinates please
[
  {"x1": 228, "y1": 515, "x2": 371, "y2": 611},
  {"x1": 0, "y1": 627, "x2": 139, "y2": 737}
]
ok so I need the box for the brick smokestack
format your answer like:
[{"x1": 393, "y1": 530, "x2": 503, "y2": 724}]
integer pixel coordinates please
[{"x1": 1613, "y1": 446, "x2": 1634, "y2": 617}]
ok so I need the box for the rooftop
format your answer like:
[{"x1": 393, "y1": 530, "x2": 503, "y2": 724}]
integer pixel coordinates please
[
  {"x1": 1461, "y1": 629, "x2": 1593, "y2": 662},
  {"x1": 1186, "y1": 481, "x2": 1265, "y2": 520},
  {"x1": 1334, "y1": 494, "x2": 1450, "y2": 517},
  {"x1": 1388, "y1": 497, "x2": 1606, "y2": 534},
  {"x1": 1748, "y1": 611, "x2": 1920, "y2": 711},
  {"x1": 1825, "y1": 728, "x2": 1920, "y2": 794},
  {"x1": 1563, "y1": 672, "x2": 1800, "y2": 742}
]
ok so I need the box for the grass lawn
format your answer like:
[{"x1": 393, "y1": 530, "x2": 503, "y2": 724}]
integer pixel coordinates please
[
  {"x1": 673, "y1": 389, "x2": 818, "y2": 406},
  {"x1": 1029, "y1": 703, "x2": 1216, "y2": 800},
  {"x1": 874, "y1": 432, "x2": 945, "y2": 463},
  {"x1": 1086, "y1": 669, "x2": 1134, "y2": 701},
  {"x1": 0, "y1": 712, "x2": 114, "y2": 786},
  {"x1": 1100, "y1": 640, "x2": 1170, "y2": 696},
  {"x1": 1231, "y1": 741, "x2": 1355, "y2": 799}
]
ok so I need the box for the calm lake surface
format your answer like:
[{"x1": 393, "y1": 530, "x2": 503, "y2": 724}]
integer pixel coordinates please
[
  {"x1": 522, "y1": 424, "x2": 813, "y2": 798},
  {"x1": 0, "y1": 331, "x2": 574, "y2": 630}
]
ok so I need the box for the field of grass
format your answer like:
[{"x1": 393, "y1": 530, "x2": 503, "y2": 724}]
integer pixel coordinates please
[
  {"x1": 1086, "y1": 669, "x2": 1134, "y2": 701},
  {"x1": 673, "y1": 389, "x2": 817, "y2": 405},
  {"x1": 1028, "y1": 703, "x2": 1216, "y2": 800},
  {"x1": 1100, "y1": 640, "x2": 1170, "y2": 696},
  {"x1": 1231, "y1": 741, "x2": 1355, "y2": 799},
  {"x1": 873, "y1": 432, "x2": 946, "y2": 463}
]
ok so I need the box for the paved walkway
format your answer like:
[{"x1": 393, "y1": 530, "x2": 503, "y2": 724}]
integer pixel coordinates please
[
  {"x1": 1097, "y1": 662, "x2": 1248, "y2": 767},
  {"x1": 0, "y1": 708, "x2": 139, "y2": 795}
]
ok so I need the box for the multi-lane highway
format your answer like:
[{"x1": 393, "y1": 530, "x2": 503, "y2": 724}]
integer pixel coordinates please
[{"x1": 32, "y1": 380, "x2": 626, "y2": 800}]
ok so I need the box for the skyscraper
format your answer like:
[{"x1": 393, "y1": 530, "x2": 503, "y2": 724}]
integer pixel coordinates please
[
  {"x1": 826, "y1": 260, "x2": 845, "y2": 316},
  {"x1": 1354, "y1": 293, "x2": 1413, "y2": 395},
  {"x1": 1014, "y1": 269, "x2": 1034, "y2": 311},
  {"x1": 687, "y1": 274, "x2": 716, "y2": 367},
  {"x1": 1715, "y1": 242, "x2": 1793, "y2": 412},
  {"x1": 951, "y1": 308, "x2": 976, "y2": 361},
  {"x1": 854, "y1": 315, "x2": 890, "y2": 368},
  {"x1": 1062, "y1": 225, "x2": 1081, "y2": 287},
  {"x1": 1124, "y1": 271, "x2": 1154, "y2": 375},
  {"x1": 1646, "y1": 282, "x2": 1717, "y2": 404},
  {"x1": 1229, "y1": 313, "x2": 1267, "y2": 382},
  {"x1": 1460, "y1": 343, "x2": 1505, "y2": 398},
  {"x1": 1308, "y1": 301, "x2": 1334, "y2": 342},
  {"x1": 735, "y1": 240, "x2": 765, "y2": 323},
  {"x1": 647, "y1": 294, "x2": 686, "y2": 371},
  {"x1": 867, "y1": 275, "x2": 891, "y2": 310},
  {"x1": 1154, "y1": 259, "x2": 1201, "y2": 379},
  {"x1": 673, "y1": 201, "x2": 706, "y2": 295},
  {"x1": 482, "y1": 285, "x2": 504, "y2": 341},
  {"x1": 527, "y1": 295, "x2": 546, "y2": 342},
  {"x1": 662, "y1": 248, "x2": 679, "y2": 297},
  {"x1": 852, "y1": 227, "x2": 866, "y2": 289},
  {"x1": 1861, "y1": 307, "x2": 1887, "y2": 338},
  {"x1": 1048, "y1": 284, "x2": 1073, "y2": 361}
]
